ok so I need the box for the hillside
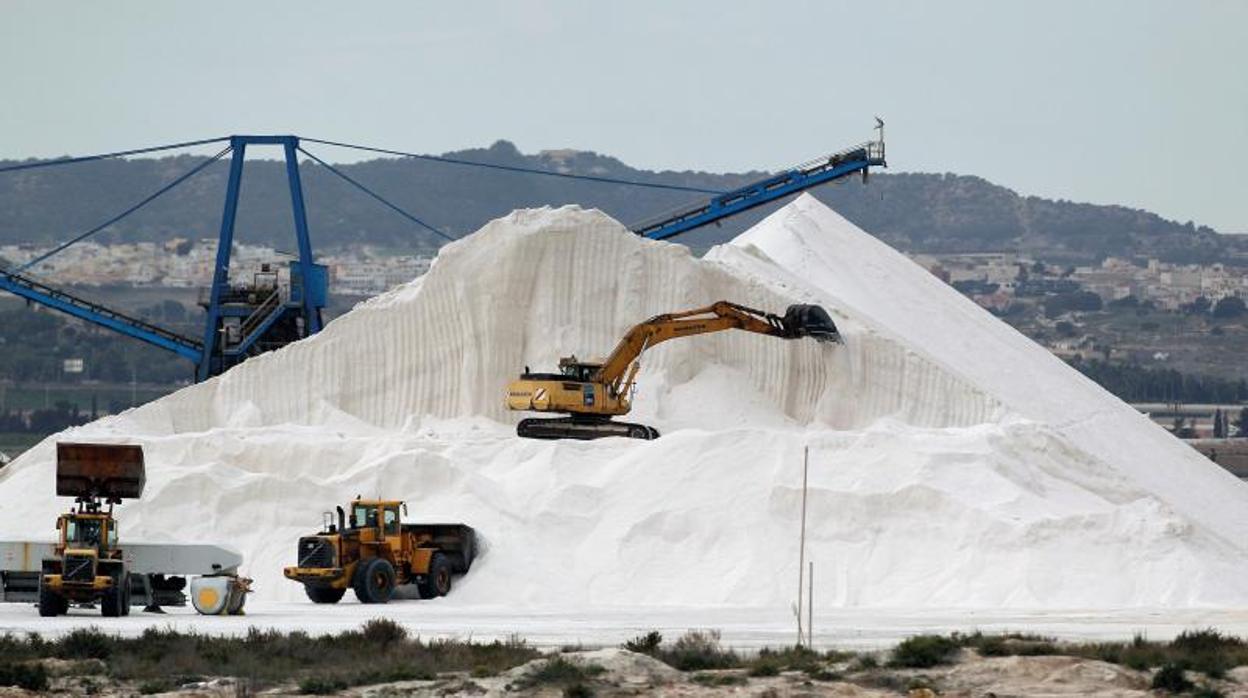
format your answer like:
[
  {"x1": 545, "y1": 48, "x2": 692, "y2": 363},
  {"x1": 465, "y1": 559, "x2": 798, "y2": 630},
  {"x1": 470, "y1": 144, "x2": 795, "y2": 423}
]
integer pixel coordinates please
[{"x1": 0, "y1": 140, "x2": 1238, "y2": 264}]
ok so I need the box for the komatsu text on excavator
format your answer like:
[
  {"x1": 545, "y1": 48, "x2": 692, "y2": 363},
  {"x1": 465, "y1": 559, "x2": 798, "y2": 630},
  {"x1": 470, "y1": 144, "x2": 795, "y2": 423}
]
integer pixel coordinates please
[{"x1": 506, "y1": 301, "x2": 840, "y2": 440}]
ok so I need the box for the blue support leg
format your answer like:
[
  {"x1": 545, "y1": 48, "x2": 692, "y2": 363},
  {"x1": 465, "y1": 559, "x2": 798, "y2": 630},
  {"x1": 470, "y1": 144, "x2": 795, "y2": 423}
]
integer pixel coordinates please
[
  {"x1": 282, "y1": 137, "x2": 321, "y2": 334},
  {"x1": 199, "y1": 141, "x2": 247, "y2": 381}
]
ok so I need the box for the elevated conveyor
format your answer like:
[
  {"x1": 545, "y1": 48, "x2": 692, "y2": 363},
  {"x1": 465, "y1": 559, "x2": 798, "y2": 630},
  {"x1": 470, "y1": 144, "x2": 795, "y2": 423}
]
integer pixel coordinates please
[
  {"x1": 0, "y1": 266, "x2": 203, "y2": 361},
  {"x1": 630, "y1": 139, "x2": 886, "y2": 241}
]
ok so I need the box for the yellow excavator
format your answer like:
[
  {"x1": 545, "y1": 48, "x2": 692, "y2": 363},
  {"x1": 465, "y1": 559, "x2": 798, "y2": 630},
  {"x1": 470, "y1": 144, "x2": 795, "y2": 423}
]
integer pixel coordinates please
[{"x1": 505, "y1": 301, "x2": 840, "y2": 440}]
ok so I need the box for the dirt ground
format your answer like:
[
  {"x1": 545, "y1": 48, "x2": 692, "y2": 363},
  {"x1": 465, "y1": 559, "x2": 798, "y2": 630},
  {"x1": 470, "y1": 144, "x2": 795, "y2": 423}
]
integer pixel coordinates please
[{"x1": 3, "y1": 647, "x2": 1245, "y2": 697}]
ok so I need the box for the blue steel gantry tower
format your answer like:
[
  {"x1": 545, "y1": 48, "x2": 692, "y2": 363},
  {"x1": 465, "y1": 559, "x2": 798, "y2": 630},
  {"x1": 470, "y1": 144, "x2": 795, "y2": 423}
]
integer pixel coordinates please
[
  {"x1": 197, "y1": 136, "x2": 327, "y2": 381},
  {"x1": 0, "y1": 135, "x2": 328, "y2": 382}
]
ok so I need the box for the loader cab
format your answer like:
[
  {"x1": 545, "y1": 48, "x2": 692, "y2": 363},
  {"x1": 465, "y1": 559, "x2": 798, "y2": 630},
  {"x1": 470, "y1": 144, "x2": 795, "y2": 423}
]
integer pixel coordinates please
[
  {"x1": 59, "y1": 513, "x2": 115, "y2": 555},
  {"x1": 349, "y1": 499, "x2": 404, "y2": 544}
]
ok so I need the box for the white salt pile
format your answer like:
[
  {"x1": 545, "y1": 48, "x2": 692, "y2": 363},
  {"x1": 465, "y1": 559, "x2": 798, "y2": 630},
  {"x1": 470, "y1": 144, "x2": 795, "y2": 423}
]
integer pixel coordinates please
[{"x1": 1, "y1": 194, "x2": 1246, "y2": 611}]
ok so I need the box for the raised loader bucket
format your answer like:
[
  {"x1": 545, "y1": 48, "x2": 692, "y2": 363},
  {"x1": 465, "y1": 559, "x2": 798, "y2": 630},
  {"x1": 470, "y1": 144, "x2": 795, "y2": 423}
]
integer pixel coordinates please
[
  {"x1": 783, "y1": 304, "x2": 841, "y2": 343},
  {"x1": 56, "y1": 443, "x2": 145, "y2": 500}
]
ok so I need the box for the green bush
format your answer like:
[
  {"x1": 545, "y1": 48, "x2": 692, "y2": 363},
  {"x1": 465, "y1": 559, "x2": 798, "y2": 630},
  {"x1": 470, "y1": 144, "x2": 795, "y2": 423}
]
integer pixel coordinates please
[
  {"x1": 0, "y1": 662, "x2": 48, "y2": 692},
  {"x1": 747, "y1": 660, "x2": 780, "y2": 677},
  {"x1": 823, "y1": 649, "x2": 856, "y2": 663},
  {"x1": 512, "y1": 656, "x2": 606, "y2": 691},
  {"x1": 0, "y1": 633, "x2": 37, "y2": 663},
  {"x1": 299, "y1": 675, "x2": 348, "y2": 694},
  {"x1": 1151, "y1": 663, "x2": 1193, "y2": 693},
  {"x1": 623, "y1": 630, "x2": 663, "y2": 655},
  {"x1": 952, "y1": 631, "x2": 1059, "y2": 657},
  {"x1": 662, "y1": 630, "x2": 740, "y2": 671},
  {"x1": 360, "y1": 618, "x2": 408, "y2": 644},
  {"x1": 0, "y1": 622, "x2": 537, "y2": 691},
  {"x1": 138, "y1": 678, "x2": 176, "y2": 694},
  {"x1": 806, "y1": 668, "x2": 842, "y2": 681},
  {"x1": 851, "y1": 654, "x2": 879, "y2": 671},
  {"x1": 1065, "y1": 629, "x2": 1248, "y2": 678},
  {"x1": 1170, "y1": 628, "x2": 1243, "y2": 678},
  {"x1": 58, "y1": 628, "x2": 113, "y2": 659},
  {"x1": 754, "y1": 645, "x2": 821, "y2": 672},
  {"x1": 889, "y1": 635, "x2": 960, "y2": 668}
]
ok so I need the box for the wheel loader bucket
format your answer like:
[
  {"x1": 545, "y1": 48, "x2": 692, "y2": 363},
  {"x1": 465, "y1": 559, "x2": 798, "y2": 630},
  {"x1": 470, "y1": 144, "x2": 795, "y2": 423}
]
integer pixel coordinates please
[
  {"x1": 783, "y1": 304, "x2": 841, "y2": 343},
  {"x1": 56, "y1": 442, "x2": 146, "y2": 500}
]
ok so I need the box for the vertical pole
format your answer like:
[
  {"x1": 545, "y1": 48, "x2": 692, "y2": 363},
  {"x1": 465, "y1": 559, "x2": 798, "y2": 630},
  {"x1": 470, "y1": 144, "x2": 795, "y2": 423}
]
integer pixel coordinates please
[
  {"x1": 808, "y1": 561, "x2": 814, "y2": 648},
  {"x1": 283, "y1": 137, "x2": 321, "y2": 334},
  {"x1": 199, "y1": 141, "x2": 246, "y2": 381},
  {"x1": 797, "y1": 445, "x2": 809, "y2": 646}
]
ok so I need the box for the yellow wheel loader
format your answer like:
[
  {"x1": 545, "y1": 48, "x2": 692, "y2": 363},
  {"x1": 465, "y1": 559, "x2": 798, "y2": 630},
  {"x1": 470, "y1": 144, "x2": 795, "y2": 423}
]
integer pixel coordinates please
[
  {"x1": 505, "y1": 300, "x2": 840, "y2": 440},
  {"x1": 38, "y1": 443, "x2": 144, "y2": 618},
  {"x1": 284, "y1": 498, "x2": 474, "y2": 604}
]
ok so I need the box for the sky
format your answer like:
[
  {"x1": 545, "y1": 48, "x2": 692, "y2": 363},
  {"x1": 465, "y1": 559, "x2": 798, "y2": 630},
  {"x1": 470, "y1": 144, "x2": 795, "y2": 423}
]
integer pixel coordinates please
[{"x1": 1, "y1": 1, "x2": 1245, "y2": 232}]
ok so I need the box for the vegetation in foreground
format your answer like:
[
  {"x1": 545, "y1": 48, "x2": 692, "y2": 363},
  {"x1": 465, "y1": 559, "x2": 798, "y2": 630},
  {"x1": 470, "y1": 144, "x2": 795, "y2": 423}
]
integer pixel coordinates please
[
  {"x1": 0, "y1": 619, "x2": 537, "y2": 694},
  {"x1": 0, "y1": 622, "x2": 1245, "y2": 695}
]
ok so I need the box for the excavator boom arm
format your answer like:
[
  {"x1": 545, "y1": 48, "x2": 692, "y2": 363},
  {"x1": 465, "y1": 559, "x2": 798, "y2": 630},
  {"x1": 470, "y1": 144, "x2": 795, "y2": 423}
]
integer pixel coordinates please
[{"x1": 597, "y1": 301, "x2": 829, "y2": 391}]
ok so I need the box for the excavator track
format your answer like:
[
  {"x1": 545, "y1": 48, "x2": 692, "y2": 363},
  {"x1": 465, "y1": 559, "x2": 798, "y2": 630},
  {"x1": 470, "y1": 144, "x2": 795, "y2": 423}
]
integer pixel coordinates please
[{"x1": 517, "y1": 418, "x2": 660, "y2": 441}]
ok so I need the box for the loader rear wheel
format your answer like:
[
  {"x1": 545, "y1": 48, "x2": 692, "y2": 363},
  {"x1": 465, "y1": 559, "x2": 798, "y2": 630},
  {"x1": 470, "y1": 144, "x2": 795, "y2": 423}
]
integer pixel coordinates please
[
  {"x1": 353, "y1": 558, "x2": 395, "y2": 604},
  {"x1": 38, "y1": 582, "x2": 66, "y2": 617},
  {"x1": 305, "y1": 585, "x2": 346, "y2": 604},
  {"x1": 417, "y1": 553, "x2": 453, "y2": 599}
]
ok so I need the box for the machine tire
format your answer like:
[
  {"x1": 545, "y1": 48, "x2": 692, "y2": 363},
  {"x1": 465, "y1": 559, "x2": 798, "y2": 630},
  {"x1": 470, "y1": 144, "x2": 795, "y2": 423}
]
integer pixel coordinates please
[
  {"x1": 38, "y1": 582, "x2": 65, "y2": 617},
  {"x1": 121, "y1": 579, "x2": 132, "y2": 616},
  {"x1": 101, "y1": 573, "x2": 127, "y2": 617},
  {"x1": 305, "y1": 585, "x2": 346, "y2": 604},
  {"x1": 628, "y1": 425, "x2": 650, "y2": 440},
  {"x1": 352, "y1": 558, "x2": 396, "y2": 604},
  {"x1": 417, "y1": 552, "x2": 453, "y2": 599}
]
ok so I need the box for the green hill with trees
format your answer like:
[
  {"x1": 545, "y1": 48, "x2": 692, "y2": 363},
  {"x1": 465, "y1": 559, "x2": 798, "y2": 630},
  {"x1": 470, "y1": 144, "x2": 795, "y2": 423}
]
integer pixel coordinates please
[{"x1": 1, "y1": 140, "x2": 1240, "y2": 265}]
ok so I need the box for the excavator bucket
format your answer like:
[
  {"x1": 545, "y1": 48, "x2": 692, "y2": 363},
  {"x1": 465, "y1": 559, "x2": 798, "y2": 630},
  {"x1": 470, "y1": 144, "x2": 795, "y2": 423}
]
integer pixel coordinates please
[
  {"x1": 782, "y1": 304, "x2": 841, "y2": 343},
  {"x1": 56, "y1": 442, "x2": 145, "y2": 500}
]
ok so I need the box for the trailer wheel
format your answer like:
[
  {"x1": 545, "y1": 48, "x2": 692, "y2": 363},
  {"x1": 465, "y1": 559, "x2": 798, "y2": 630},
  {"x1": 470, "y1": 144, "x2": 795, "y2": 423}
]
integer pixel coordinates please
[
  {"x1": 417, "y1": 553, "x2": 453, "y2": 599},
  {"x1": 101, "y1": 573, "x2": 128, "y2": 617},
  {"x1": 38, "y1": 581, "x2": 66, "y2": 617},
  {"x1": 353, "y1": 558, "x2": 395, "y2": 604},
  {"x1": 305, "y1": 585, "x2": 346, "y2": 604}
]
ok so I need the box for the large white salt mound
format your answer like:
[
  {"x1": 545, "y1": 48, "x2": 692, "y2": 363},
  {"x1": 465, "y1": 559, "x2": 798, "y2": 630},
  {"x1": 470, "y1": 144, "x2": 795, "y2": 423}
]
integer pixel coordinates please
[
  {"x1": 713, "y1": 194, "x2": 1248, "y2": 562},
  {"x1": 1, "y1": 197, "x2": 1246, "y2": 612}
]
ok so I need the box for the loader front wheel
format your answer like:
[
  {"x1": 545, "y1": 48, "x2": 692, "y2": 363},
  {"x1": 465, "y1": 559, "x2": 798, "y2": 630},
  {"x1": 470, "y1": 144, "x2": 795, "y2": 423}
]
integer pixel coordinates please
[
  {"x1": 353, "y1": 558, "x2": 395, "y2": 604},
  {"x1": 38, "y1": 582, "x2": 66, "y2": 617},
  {"x1": 305, "y1": 585, "x2": 346, "y2": 604},
  {"x1": 417, "y1": 553, "x2": 453, "y2": 599},
  {"x1": 102, "y1": 573, "x2": 128, "y2": 617}
]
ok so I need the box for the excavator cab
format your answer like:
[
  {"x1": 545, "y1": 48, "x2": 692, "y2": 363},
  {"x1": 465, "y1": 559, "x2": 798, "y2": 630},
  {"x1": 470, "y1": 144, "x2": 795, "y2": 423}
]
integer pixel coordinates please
[
  {"x1": 556, "y1": 356, "x2": 602, "y2": 382},
  {"x1": 782, "y1": 304, "x2": 841, "y2": 343}
]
